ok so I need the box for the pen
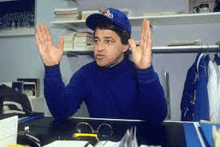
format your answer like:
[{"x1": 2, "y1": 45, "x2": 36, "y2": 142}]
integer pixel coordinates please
[
  {"x1": 73, "y1": 133, "x2": 98, "y2": 138},
  {"x1": 18, "y1": 115, "x2": 42, "y2": 123}
]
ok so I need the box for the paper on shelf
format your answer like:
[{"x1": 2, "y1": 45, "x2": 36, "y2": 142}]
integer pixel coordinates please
[{"x1": 167, "y1": 39, "x2": 202, "y2": 46}]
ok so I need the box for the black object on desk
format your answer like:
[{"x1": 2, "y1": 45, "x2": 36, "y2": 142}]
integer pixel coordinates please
[
  {"x1": 18, "y1": 117, "x2": 186, "y2": 147},
  {"x1": 0, "y1": 84, "x2": 32, "y2": 117},
  {"x1": 0, "y1": 84, "x2": 44, "y2": 118}
]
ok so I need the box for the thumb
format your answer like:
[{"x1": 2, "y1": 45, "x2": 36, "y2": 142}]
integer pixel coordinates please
[{"x1": 57, "y1": 36, "x2": 64, "y2": 50}]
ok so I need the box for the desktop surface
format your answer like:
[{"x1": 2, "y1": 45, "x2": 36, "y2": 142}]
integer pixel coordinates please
[{"x1": 18, "y1": 117, "x2": 186, "y2": 147}]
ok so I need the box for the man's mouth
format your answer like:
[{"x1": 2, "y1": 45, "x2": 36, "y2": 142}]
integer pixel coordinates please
[{"x1": 96, "y1": 54, "x2": 105, "y2": 60}]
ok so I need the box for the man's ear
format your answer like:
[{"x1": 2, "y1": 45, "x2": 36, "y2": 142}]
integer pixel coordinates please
[{"x1": 123, "y1": 44, "x2": 129, "y2": 52}]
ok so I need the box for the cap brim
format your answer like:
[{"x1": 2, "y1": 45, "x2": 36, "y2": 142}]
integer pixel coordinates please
[{"x1": 86, "y1": 14, "x2": 112, "y2": 31}]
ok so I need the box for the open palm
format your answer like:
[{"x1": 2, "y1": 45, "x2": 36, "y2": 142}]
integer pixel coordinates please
[
  {"x1": 129, "y1": 19, "x2": 152, "y2": 69},
  {"x1": 35, "y1": 23, "x2": 64, "y2": 66}
]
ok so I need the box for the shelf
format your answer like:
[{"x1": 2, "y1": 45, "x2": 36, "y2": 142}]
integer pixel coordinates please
[
  {"x1": 64, "y1": 45, "x2": 220, "y2": 56},
  {"x1": 51, "y1": 12, "x2": 220, "y2": 31},
  {"x1": 0, "y1": 27, "x2": 35, "y2": 37},
  {"x1": 152, "y1": 45, "x2": 220, "y2": 53},
  {"x1": 129, "y1": 12, "x2": 220, "y2": 26}
]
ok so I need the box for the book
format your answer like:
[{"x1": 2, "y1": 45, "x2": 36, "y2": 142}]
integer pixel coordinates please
[
  {"x1": 54, "y1": 11, "x2": 80, "y2": 15},
  {"x1": 82, "y1": 9, "x2": 101, "y2": 14},
  {"x1": 64, "y1": 47, "x2": 74, "y2": 51},
  {"x1": 63, "y1": 32, "x2": 76, "y2": 51},
  {"x1": 54, "y1": 16, "x2": 81, "y2": 21},
  {"x1": 81, "y1": 9, "x2": 101, "y2": 20},
  {"x1": 76, "y1": 32, "x2": 93, "y2": 38},
  {"x1": 63, "y1": 32, "x2": 76, "y2": 39},
  {"x1": 54, "y1": 7, "x2": 79, "y2": 12},
  {"x1": 64, "y1": 43, "x2": 74, "y2": 47},
  {"x1": 54, "y1": 7, "x2": 81, "y2": 21},
  {"x1": 55, "y1": 14, "x2": 81, "y2": 17},
  {"x1": 74, "y1": 42, "x2": 93, "y2": 47},
  {"x1": 167, "y1": 39, "x2": 202, "y2": 46},
  {"x1": 73, "y1": 36, "x2": 93, "y2": 43},
  {"x1": 73, "y1": 45, "x2": 93, "y2": 51}
]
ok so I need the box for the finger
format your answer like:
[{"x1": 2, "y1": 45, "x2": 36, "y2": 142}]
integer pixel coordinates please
[
  {"x1": 37, "y1": 23, "x2": 46, "y2": 45},
  {"x1": 140, "y1": 19, "x2": 150, "y2": 49},
  {"x1": 129, "y1": 38, "x2": 138, "y2": 53},
  {"x1": 143, "y1": 19, "x2": 152, "y2": 55},
  {"x1": 144, "y1": 19, "x2": 150, "y2": 49},
  {"x1": 146, "y1": 19, "x2": 152, "y2": 49},
  {"x1": 35, "y1": 33, "x2": 46, "y2": 54},
  {"x1": 35, "y1": 25, "x2": 43, "y2": 48},
  {"x1": 41, "y1": 24, "x2": 49, "y2": 43},
  {"x1": 57, "y1": 36, "x2": 64, "y2": 50},
  {"x1": 147, "y1": 27, "x2": 152, "y2": 49},
  {"x1": 146, "y1": 19, "x2": 151, "y2": 48},
  {"x1": 140, "y1": 19, "x2": 146, "y2": 49},
  {"x1": 43, "y1": 24, "x2": 53, "y2": 46},
  {"x1": 35, "y1": 32, "x2": 40, "y2": 47}
]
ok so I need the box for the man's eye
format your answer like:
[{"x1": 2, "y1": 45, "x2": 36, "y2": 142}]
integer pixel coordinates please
[
  {"x1": 105, "y1": 40, "x2": 113, "y2": 43},
  {"x1": 94, "y1": 40, "x2": 99, "y2": 43}
]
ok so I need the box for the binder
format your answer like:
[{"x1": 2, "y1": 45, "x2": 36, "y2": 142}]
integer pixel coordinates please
[
  {"x1": 199, "y1": 123, "x2": 220, "y2": 146},
  {"x1": 183, "y1": 123, "x2": 206, "y2": 147}
]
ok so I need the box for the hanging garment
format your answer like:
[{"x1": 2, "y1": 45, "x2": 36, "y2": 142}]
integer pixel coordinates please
[
  {"x1": 214, "y1": 54, "x2": 220, "y2": 121},
  {"x1": 181, "y1": 51, "x2": 209, "y2": 121},
  {"x1": 214, "y1": 54, "x2": 220, "y2": 80},
  {"x1": 206, "y1": 54, "x2": 219, "y2": 122}
]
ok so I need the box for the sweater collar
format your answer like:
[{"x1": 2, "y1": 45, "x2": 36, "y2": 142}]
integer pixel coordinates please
[{"x1": 96, "y1": 57, "x2": 130, "y2": 73}]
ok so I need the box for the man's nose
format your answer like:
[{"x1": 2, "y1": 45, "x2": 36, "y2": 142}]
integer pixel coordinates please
[{"x1": 96, "y1": 41, "x2": 104, "y2": 51}]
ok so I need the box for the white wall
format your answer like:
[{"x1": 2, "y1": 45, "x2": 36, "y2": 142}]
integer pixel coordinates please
[{"x1": 0, "y1": 0, "x2": 219, "y2": 120}]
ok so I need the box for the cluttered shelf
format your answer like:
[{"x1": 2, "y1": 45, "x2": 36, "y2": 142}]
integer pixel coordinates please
[
  {"x1": 51, "y1": 12, "x2": 220, "y2": 30},
  {"x1": 64, "y1": 45, "x2": 220, "y2": 57},
  {"x1": 51, "y1": 8, "x2": 220, "y2": 55}
]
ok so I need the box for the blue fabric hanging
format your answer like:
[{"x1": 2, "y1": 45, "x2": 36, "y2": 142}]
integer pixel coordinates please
[{"x1": 181, "y1": 51, "x2": 209, "y2": 121}]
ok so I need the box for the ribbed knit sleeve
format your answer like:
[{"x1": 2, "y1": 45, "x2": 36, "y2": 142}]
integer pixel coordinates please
[
  {"x1": 137, "y1": 66, "x2": 167, "y2": 124},
  {"x1": 44, "y1": 64, "x2": 86, "y2": 121}
]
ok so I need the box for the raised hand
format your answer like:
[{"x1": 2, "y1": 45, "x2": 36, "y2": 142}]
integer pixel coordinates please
[
  {"x1": 35, "y1": 23, "x2": 64, "y2": 66},
  {"x1": 128, "y1": 18, "x2": 152, "y2": 69}
]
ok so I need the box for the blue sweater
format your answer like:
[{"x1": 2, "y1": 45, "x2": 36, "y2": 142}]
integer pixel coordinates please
[{"x1": 44, "y1": 57, "x2": 167, "y2": 124}]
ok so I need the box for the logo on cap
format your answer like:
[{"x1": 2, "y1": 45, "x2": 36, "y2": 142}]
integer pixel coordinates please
[{"x1": 102, "y1": 9, "x2": 113, "y2": 18}]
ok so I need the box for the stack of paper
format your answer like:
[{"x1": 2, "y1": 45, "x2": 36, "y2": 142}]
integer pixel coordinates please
[
  {"x1": 63, "y1": 32, "x2": 77, "y2": 51},
  {"x1": 73, "y1": 32, "x2": 94, "y2": 51},
  {"x1": 117, "y1": 126, "x2": 138, "y2": 147},
  {"x1": 167, "y1": 39, "x2": 202, "y2": 46},
  {"x1": 81, "y1": 9, "x2": 101, "y2": 20},
  {"x1": 54, "y1": 7, "x2": 81, "y2": 21},
  {"x1": 0, "y1": 115, "x2": 18, "y2": 147}
]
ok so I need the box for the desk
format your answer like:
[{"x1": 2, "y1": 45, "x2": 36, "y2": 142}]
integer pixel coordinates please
[{"x1": 18, "y1": 117, "x2": 186, "y2": 147}]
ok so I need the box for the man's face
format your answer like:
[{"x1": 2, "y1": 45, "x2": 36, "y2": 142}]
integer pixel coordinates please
[{"x1": 93, "y1": 28, "x2": 128, "y2": 67}]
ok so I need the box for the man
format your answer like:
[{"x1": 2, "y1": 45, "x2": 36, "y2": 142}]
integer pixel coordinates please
[{"x1": 35, "y1": 7, "x2": 167, "y2": 124}]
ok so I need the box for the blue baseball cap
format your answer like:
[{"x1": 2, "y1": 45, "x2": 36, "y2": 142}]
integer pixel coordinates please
[{"x1": 86, "y1": 7, "x2": 131, "y2": 35}]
